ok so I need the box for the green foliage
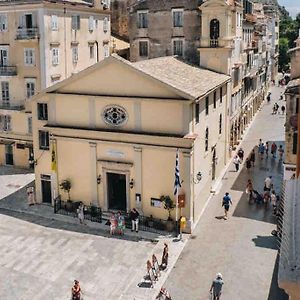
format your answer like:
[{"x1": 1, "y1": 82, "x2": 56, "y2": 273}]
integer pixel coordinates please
[
  {"x1": 279, "y1": 38, "x2": 290, "y2": 72},
  {"x1": 161, "y1": 195, "x2": 175, "y2": 220},
  {"x1": 279, "y1": 11, "x2": 300, "y2": 71},
  {"x1": 59, "y1": 179, "x2": 72, "y2": 201}
]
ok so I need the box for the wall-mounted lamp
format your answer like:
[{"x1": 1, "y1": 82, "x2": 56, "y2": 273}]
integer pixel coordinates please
[
  {"x1": 97, "y1": 175, "x2": 101, "y2": 184},
  {"x1": 193, "y1": 171, "x2": 202, "y2": 184},
  {"x1": 129, "y1": 179, "x2": 134, "y2": 189}
]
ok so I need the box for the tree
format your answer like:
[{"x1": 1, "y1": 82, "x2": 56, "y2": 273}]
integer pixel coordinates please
[
  {"x1": 59, "y1": 179, "x2": 72, "y2": 201},
  {"x1": 161, "y1": 195, "x2": 175, "y2": 221},
  {"x1": 279, "y1": 37, "x2": 290, "y2": 72}
]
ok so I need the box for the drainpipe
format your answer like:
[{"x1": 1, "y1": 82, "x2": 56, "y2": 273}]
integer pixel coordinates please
[{"x1": 64, "y1": 6, "x2": 67, "y2": 78}]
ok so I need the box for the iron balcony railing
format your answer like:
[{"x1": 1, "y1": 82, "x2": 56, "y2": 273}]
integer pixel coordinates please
[
  {"x1": 0, "y1": 65, "x2": 17, "y2": 76},
  {"x1": 0, "y1": 102, "x2": 25, "y2": 111},
  {"x1": 16, "y1": 27, "x2": 39, "y2": 40}
]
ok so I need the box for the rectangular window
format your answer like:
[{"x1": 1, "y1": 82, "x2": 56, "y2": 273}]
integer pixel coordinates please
[
  {"x1": 89, "y1": 45, "x2": 94, "y2": 59},
  {"x1": 3, "y1": 115, "x2": 11, "y2": 131},
  {"x1": 72, "y1": 46, "x2": 78, "y2": 63},
  {"x1": 28, "y1": 117, "x2": 32, "y2": 134},
  {"x1": 71, "y1": 15, "x2": 80, "y2": 30},
  {"x1": 220, "y1": 87, "x2": 223, "y2": 104},
  {"x1": 1, "y1": 81, "x2": 9, "y2": 103},
  {"x1": 52, "y1": 48, "x2": 59, "y2": 65},
  {"x1": 137, "y1": 11, "x2": 148, "y2": 29},
  {"x1": 104, "y1": 44, "x2": 109, "y2": 58},
  {"x1": 139, "y1": 41, "x2": 148, "y2": 57},
  {"x1": 37, "y1": 103, "x2": 48, "y2": 121},
  {"x1": 51, "y1": 15, "x2": 58, "y2": 31},
  {"x1": 293, "y1": 132, "x2": 298, "y2": 155},
  {"x1": 0, "y1": 14, "x2": 7, "y2": 31},
  {"x1": 103, "y1": 17, "x2": 108, "y2": 32},
  {"x1": 88, "y1": 16, "x2": 94, "y2": 31},
  {"x1": 173, "y1": 39, "x2": 183, "y2": 56},
  {"x1": 195, "y1": 103, "x2": 200, "y2": 124},
  {"x1": 24, "y1": 48, "x2": 35, "y2": 66},
  {"x1": 26, "y1": 79, "x2": 35, "y2": 98},
  {"x1": 213, "y1": 91, "x2": 217, "y2": 109},
  {"x1": 205, "y1": 96, "x2": 209, "y2": 115},
  {"x1": 205, "y1": 128, "x2": 209, "y2": 152},
  {"x1": 173, "y1": 10, "x2": 183, "y2": 27},
  {"x1": 39, "y1": 130, "x2": 49, "y2": 150}
]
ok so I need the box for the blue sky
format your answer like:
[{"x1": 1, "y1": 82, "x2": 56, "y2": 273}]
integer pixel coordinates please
[{"x1": 278, "y1": 0, "x2": 300, "y2": 18}]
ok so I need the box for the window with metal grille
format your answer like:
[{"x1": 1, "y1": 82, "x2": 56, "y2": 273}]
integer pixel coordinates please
[
  {"x1": 139, "y1": 41, "x2": 148, "y2": 57},
  {"x1": 39, "y1": 130, "x2": 49, "y2": 150},
  {"x1": 37, "y1": 103, "x2": 48, "y2": 121},
  {"x1": 173, "y1": 39, "x2": 183, "y2": 56}
]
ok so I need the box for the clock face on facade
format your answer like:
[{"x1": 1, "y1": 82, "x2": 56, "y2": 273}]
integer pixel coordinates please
[{"x1": 102, "y1": 105, "x2": 128, "y2": 126}]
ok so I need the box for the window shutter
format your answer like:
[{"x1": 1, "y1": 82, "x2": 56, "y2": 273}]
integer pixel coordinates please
[
  {"x1": 88, "y1": 16, "x2": 94, "y2": 31},
  {"x1": 71, "y1": 16, "x2": 76, "y2": 30},
  {"x1": 77, "y1": 15, "x2": 80, "y2": 30}
]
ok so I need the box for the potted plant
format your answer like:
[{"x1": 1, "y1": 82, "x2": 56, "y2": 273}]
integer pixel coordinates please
[
  {"x1": 59, "y1": 179, "x2": 72, "y2": 210},
  {"x1": 161, "y1": 195, "x2": 175, "y2": 232}
]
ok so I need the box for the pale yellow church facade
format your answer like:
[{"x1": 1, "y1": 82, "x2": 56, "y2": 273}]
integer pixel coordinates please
[{"x1": 32, "y1": 54, "x2": 230, "y2": 231}]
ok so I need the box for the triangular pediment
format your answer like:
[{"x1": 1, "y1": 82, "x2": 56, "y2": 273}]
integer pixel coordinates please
[{"x1": 52, "y1": 56, "x2": 187, "y2": 100}]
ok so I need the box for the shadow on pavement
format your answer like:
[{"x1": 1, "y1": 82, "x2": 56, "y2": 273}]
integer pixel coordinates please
[
  {"x1": 231, "y1": 141, "x2": 284, "y2": 224},
  {"x1": 267, "y1": 255, "x2": 289, "y2": 300},
  {"x1": 252, "y1": 235, "x2": 278, "y2": 250}
]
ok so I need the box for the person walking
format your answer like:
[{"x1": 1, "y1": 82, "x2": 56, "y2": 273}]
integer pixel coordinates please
[
  {"x1": 246, "y1": 179, "x2": 254, "y2": 203},
  {"x1": 265, "y1": 141, "x2": 269, "y2": 158},
  {"x1": 71, "y1": 280, "x2": 82, "y2": 300},
  {"x1": 271, "y1": 142, "x2": 277, "y2": 158},
  {"x1": 258, "y1": 143, "x2": 265, "y2": 160},
  {"x1": 77, "y1": 202, "x2": 85, "y2": 225},
  {"x1": 278, "y1": 145, "x2": 284, "y2": 161},
  {"x1": 245, "y1": 157, "x2": 251, "y2": 171},
  {"x1": 233, "y1": 155, "x2": 241, "y2": 172},
  {"x1": 130, "y1": 208, "x2": 139, "y2": 233},
  {"x1": 264, "y1": 176, "x2": 273, "y2": 192},
  {"x1": 281, "y1": 105, "x2": 285, "y2": 115},
  {"x1": 210, "y1": 273, "x2": 224, "y2": 300},
  {"x1": 222, "y1": 192, "x2": 232, "y2": 220},
  {"x1": 267, "y1": 92, "x2": 271, "y2": 103},
  {"x1": 250, "y1": 149, "x2": 256, "y2": 166},
  {"x1": 161, "y1": 243, "x2": 169, "y2": 270},
  {"x1": 237, "y1": 148, "x2": 244, "y2": 161}
]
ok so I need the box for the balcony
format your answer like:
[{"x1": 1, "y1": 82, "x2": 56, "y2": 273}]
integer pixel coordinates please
[
  {"x1": 0, "y1": 65, "x2": 17, "y2": 76},
  {"x1": 0, "y1": 102, "x2": 25, "y2": 111},
  {"x1": 16, "y1": 27, "x2": 39, "y2": 40}
]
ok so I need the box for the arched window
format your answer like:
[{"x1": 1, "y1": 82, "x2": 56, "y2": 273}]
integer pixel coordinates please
[
  {"x1": 210, "y1": 19, "x2": 220, "y2": 47},
  {"x1": 219, "y1": 114, "x2": 222, "y2": 135},
  {"x1": 205, "y1": 127, "x2": 209, "y2": 152}
]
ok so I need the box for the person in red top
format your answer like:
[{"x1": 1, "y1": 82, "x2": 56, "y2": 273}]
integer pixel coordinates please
[
  {"x1": 271, "y1": 142, "x2": 277, "y2": 158},
  {"x1": 71, "y1": 280, "x2": 82, "y2": 300}
]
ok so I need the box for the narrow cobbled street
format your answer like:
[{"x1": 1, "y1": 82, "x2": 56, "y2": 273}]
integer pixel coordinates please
[{"x1": 165, "y1": 85, "x2": 289, "y2": 300}]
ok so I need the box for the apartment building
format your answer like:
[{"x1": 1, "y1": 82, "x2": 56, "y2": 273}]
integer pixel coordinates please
[
  {"x1": 128, "y1": 0, "x2": 201, "y2": 65},
  {"x1": 199, "y1": 0, "x2": 277, "y2": 148},
  {"x1": 0, "y1": 0, "x2": 110, "y2": 168},
  {"x1": 31, "y1": 54, "x2": 230, "y2": 232}
]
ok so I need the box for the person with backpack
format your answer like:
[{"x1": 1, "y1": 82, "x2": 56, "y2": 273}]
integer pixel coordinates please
[
  {"x1": 210, "y1": 273, "x2": 224, "y2": 300},
  {"x1": 222, "y1": 192, "x2": 232, "y2": 220}
]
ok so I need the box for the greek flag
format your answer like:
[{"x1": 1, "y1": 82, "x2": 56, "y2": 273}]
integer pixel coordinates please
[{"x1": 174, "y1": 150, "x2": 181, "y2": 195}]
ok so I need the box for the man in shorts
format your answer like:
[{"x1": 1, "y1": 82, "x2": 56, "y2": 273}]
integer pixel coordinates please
[
  {"x1": 222, "y1": 192, "x2": 232, "y2": 220},
  {"x1": 210, "y1": 273, "x2": 224, "y2": 300}
]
